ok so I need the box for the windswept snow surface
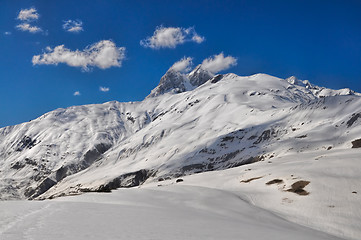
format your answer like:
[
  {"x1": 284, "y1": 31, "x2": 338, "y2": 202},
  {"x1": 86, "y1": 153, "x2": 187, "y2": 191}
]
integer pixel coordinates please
[
  {"x1": 0, "y1": 184, "x2": 343, "y2": 240},
  {"x1": 1, "y1": 69, "x2": 361, "y2": 239}
]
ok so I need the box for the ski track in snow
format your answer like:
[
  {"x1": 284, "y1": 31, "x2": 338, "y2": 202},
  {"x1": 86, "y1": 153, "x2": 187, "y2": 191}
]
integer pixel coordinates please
[{"x1": 0, "y1": 202, "x2": 54, "y2": 239}]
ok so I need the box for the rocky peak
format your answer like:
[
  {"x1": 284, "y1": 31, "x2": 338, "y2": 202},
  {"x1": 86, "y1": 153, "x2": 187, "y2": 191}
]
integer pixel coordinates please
[
  {"x1": 147, "y1": 65, "x2": 214, "y2": 98},
  {"x1": 188, "y1": 64, "x2": 214, "y2": 87},
  {"x1": 147, "y1": 69, "x2": 188, "y2": 98},
  {"x1": 285, "y1": 76, "x2": 314, "y2": 89}
]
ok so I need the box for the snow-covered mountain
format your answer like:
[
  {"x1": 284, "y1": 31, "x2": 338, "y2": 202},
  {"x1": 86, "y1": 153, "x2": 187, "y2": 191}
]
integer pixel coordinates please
[{"x1": 0, "y1": 66, "x2": 360, "y2": 201}]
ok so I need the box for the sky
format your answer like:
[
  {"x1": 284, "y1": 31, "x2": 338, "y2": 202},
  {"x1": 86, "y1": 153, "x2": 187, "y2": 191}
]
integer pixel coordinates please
[{"x1": 1, "y1": 0, "x2": 361, "y2": 127}]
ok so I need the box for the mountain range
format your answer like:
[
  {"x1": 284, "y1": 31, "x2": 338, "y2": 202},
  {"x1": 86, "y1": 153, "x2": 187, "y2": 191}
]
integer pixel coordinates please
[{"x1": 0, "y1": 65, "x2": 360, "y2": 202}]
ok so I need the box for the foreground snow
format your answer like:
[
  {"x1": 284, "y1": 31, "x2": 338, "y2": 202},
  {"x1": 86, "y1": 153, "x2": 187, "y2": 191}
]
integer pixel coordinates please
[
  {"x1": 1, "y1": 149, "x2": 360, "y2": 240},
  {"x1": 166, "y1": 149, "x2": 361, "y2": 240},
  {"x1": 0, "y1": 186, "x2": 340, "y2": 240}
]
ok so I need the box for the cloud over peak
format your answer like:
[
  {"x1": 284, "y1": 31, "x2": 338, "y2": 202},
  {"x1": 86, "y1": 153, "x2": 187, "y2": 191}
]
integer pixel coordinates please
[
  {"x1": 140, "y1": 26, "x2": 205, "y2": 49},
  {"x1": 73, "y1": 91, "x2": 81, "y2": 96},
  {"x1": 63, "y1": 20, "x2": 83, "y2": 33},
  {"x1": 201, "y1": 53, "x2": 237, "y2": 73},
  {"x1": 32, "y1": 40, "x2": 126, "y2": 71},
  {"x1": 168, "y1": 53, "x2": 237, "y2": 74},
  {"x1": 17, "y1": 8, "x2": 39, "y2": 21},
  {"x1": 170, "y1": 57, "x2": 193, "y2": 73}
]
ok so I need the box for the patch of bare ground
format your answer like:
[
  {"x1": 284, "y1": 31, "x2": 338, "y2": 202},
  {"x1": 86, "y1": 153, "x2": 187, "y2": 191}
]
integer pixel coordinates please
[
  {"x1": 287, "y1": 180, "x2": 310, "y2": 195},
  {"x1": 266, "y1": 179, "x2": 283, "y2": 185},
  {"x1": 240, "y1": 176, "x2": 263, "y2": 183},
  {"x1": 351, "y1": 138, "x2": 361, "y2": 148}
]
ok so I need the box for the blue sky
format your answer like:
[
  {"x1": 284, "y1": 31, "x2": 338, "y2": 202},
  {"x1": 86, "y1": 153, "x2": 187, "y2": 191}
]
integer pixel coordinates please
[{"x1": 1, "y1": 0, "x2": 361, "y2": 127}]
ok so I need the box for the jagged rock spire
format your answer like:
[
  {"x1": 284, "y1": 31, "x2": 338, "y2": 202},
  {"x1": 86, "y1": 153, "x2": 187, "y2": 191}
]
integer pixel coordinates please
[
  {"x1": 188, "y1": 64, "x2": 214, "y2": 87},
  {"x1": 147, "y1": 69, "x2": 188, "y2": 98},
  {"x1": 147, "y1": 65, "x2": 214, "y2": 98}
]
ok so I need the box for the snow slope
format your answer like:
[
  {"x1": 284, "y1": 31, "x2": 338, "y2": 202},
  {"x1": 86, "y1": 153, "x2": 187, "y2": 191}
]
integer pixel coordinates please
[
  {"x1": 151, "y1": 149, "x2": 361, "y2": 240},
  {"x1": 0, "y1": 66, "x2": 361, "y2": 239}
]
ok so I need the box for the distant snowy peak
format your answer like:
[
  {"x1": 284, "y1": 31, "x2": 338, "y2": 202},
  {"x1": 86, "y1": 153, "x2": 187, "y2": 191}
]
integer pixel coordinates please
[
  {"x1": 315, "y1": 88, "x2": 360, "y2": 97},
  {"x1": 285, "y1": 76, "x2": 314, "y2": 89},
  {"x1": 147, "y1": 65, "x2": 214, "y2": 98},
  {"x1": 285, "y1": 75, "x2": 360, "y2": 98}
]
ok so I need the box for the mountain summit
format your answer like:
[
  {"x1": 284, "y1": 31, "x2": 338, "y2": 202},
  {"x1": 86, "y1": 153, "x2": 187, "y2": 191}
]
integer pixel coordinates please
[
  {"x1": 147, "y1": 65, "x2": 214, "y2": 98},
  {"x1": 188, "y1": 64, "x2": 214, "y2": 86}
]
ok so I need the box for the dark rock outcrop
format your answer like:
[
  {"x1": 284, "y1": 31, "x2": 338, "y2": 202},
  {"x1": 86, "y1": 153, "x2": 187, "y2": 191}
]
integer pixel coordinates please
[
  {"x1": 147, "y1": 70, "x2": 187, "y2": 98},
  {"x1": 188, "y1": 65, "x2": 214, "y2": 86},
  {"x1": 347, "y1": 113, "x2": 361, "y2": 128},
  {"x1": 16, "y1": 136, "x2": 37, "y2": 151},
  {"x1": 94, "y1": 169, "x2": 153, "y2": 192},
  {"x1": 351, "y1": 138, "x2": 361, "y2": 148}
]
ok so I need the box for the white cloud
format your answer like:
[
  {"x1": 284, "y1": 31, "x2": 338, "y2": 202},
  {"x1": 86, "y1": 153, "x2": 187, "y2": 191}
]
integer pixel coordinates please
[
  {"x1": 32, "y1": 40, "x2": 126, "y2": 71},
  {"x1": 201, "y1": 53, "x2": 237, "y2": 73},
  {"x1": 170, "y1": 57, "x2": 193, "y2": 73},
  {"x1": 17, "y1": 7, "x2": 39, "y2": 21},
  {"x1": 73, "y1": 91, "x2": 81, "y2": 96},
  {"x1": 99, "y1": 86, "x2": 110, "y2": 92},
  {"x1": 63, "y1": 20, "x2": 83, "y2": 33},
  {"x1": 140, "y1": 26, "x2": 205, "y2": 49},
  {"x1": 4, "y1": 32, "x2": 11, "y2": 35},
  {"x1": 16, "y1": 23, "x2": 42, "y2": 33},
  {"x1": 192, "y1": 34, "x2": 205, "y2": 44}
]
